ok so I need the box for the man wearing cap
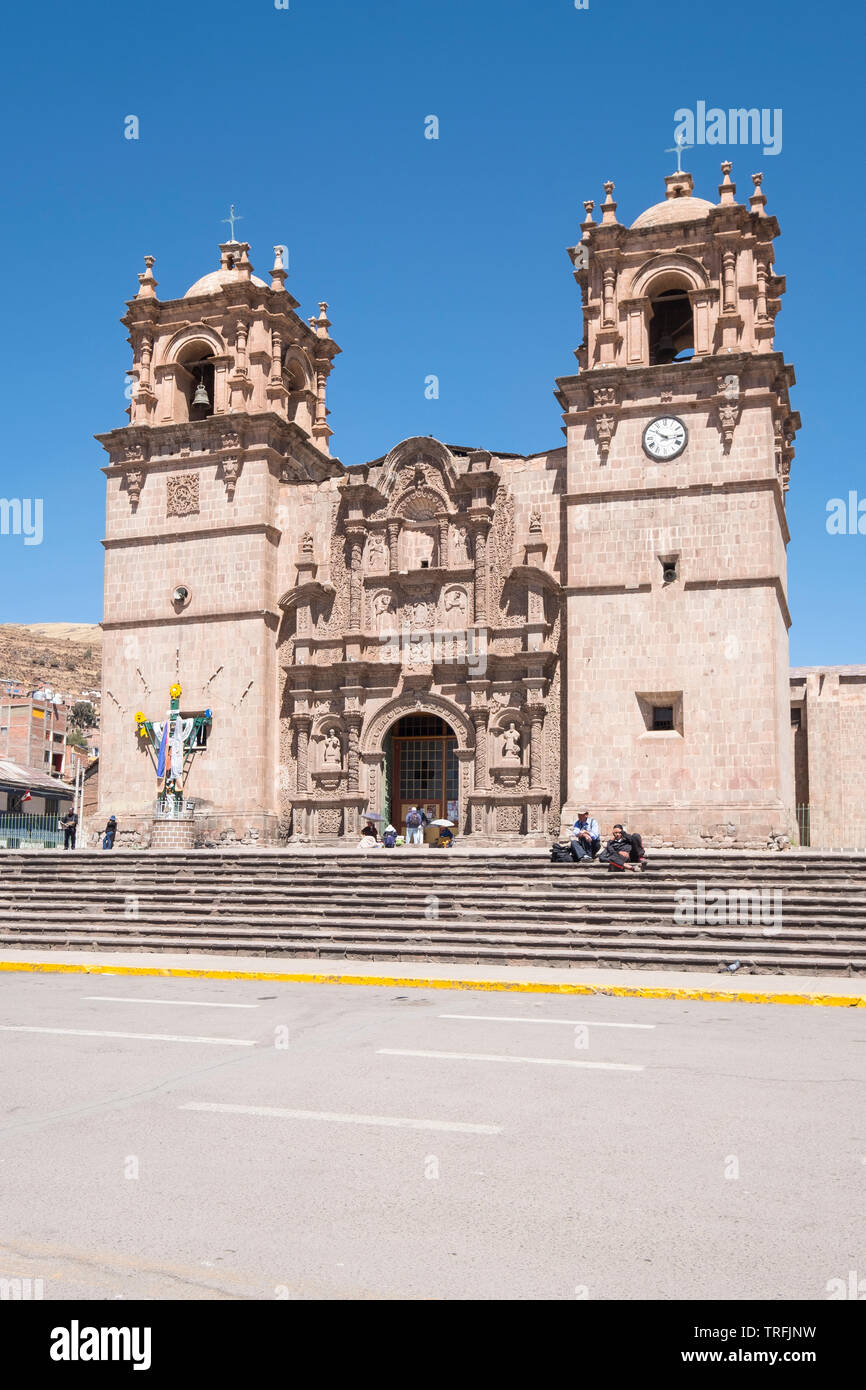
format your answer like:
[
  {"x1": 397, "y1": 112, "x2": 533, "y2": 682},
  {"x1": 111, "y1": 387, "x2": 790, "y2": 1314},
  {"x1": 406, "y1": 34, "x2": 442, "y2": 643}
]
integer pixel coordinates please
[{"x1": 570, "y1": 810, "x2": 601, "y2": 862}]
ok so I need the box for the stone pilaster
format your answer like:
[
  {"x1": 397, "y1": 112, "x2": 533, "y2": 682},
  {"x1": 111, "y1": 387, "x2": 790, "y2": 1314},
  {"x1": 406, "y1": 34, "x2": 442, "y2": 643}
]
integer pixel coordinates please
[
  {"x1": 294, "y1": 716, "x2": 311, "y2": 794},
  {"x1": 471, "y1": 707, "x2": 489, "y2": 792},
  {"x1": 347, "y1": 529, "x2": 364, "y2": 631},
  {"x1": 345, "y1": 713, "x2": 362, "y2": 793},
  {"x1": 528, "y1": 703, "x2": 545, "y2": 790},
  {"x1": 471, "y1": 522, "x2": 490, "y2": 624}
]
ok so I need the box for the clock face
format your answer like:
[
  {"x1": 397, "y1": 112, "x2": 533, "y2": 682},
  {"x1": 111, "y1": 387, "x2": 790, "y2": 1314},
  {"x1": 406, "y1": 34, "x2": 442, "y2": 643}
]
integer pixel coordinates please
[{"x1": 643, "y1": 416, "x2": 688, "y2": 461}]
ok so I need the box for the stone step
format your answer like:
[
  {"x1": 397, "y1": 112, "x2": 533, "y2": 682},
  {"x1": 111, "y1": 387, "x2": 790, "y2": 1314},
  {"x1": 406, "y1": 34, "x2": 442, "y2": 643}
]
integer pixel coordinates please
[
  {"x1": 3, "y1": 848, "x2": 865, "y2": 977},
  {"x1": 3, "y1": 896, "x2": 866, "y2": 927},
  {"x1": 3, "y1": 915, "x2": 865, "y2": 952},
  {"x1": 5, "y1": 870, "x2": 866, "y2": 893},
  {"x1": 3, "y1": 853, "x2": 866, "y2": 873},
  {"x1": 1, "y1": 877, "x2": 863, "y2": 902},
  {"x1": 2, "y1": 884, "x2": 863, "y2": 910}
]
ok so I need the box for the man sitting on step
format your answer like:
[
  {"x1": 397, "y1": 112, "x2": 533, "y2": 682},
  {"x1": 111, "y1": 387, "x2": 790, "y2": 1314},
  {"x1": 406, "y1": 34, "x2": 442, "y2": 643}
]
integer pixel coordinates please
[
  {"x1": 570, "y1": 809, "x2": 601, "y2": 862},
  {"x1": 598, "y1": 824, "x2": 647, "y2": 872}
]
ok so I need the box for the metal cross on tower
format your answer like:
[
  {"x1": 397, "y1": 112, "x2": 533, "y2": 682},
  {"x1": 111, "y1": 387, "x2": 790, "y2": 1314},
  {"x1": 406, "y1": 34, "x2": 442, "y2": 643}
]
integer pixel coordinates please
[
  {"x1": 664, "y1": 134, "x2": 693, "y2": 174},
  {"x1": 222, "y1": 204, "x2": 243, "y2": 241}
]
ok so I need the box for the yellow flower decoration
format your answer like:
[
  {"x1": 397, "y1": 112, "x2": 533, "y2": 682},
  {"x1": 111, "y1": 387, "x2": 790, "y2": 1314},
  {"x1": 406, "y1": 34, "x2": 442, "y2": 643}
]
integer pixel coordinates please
[
  {"x1": 169, "y1": 682, "x2": 182, "y2": 700},
  {"x1": 134, "y1": 711, "x2": 146, "y2": 723}
]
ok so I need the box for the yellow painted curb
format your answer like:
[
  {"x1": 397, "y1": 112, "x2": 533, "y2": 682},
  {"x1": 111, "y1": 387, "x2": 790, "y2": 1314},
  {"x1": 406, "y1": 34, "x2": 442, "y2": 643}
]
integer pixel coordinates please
[{"x1": 0, "y1": 959, "x2": 863, "y2": 1007}]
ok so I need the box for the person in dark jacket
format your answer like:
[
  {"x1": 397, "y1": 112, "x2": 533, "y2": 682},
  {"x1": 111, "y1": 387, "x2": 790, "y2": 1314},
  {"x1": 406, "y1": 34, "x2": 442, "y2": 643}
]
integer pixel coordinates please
[
  {"x1": 598, "y1": 824, "x2": 646, "y2": 872},
  {"x1": 103, "y1": 815, "x2": 118, "y2": 850},
  {"x1": 61, "y1": 808, "x2": 78, "y2": 850}
]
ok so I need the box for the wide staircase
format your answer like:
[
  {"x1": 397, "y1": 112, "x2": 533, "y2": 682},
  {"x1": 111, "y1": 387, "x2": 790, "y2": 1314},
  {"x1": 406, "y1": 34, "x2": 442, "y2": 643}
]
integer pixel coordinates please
[{"x1": 0, "y1": 849, "x2": 864, "y2": 975}]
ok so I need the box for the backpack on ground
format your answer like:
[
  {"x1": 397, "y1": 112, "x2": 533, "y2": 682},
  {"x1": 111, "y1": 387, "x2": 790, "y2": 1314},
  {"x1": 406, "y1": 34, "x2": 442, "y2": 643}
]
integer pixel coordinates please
[{"x1": 550, "y1": 842, "x2": 572, "y2": 864}]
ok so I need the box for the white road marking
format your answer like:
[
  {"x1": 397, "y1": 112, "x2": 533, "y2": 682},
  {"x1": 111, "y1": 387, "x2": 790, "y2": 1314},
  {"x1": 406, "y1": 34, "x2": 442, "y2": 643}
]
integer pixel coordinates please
[
  {"x1": 0, "y1": 1026, "x2": 255, "y2": 1047},
  {"x1": 439, "y1": 1013, "x2": 655, "y2": 1030},
  {"x1": 84, "y1": 995, "x2": 259, "y2": 1010},
  {"x1": 180, "y1": 1101, "x2": 502, "y2": 1134},
  {"x1": 378, "y1": 1048, "x2": 643, "y2": 1072}
]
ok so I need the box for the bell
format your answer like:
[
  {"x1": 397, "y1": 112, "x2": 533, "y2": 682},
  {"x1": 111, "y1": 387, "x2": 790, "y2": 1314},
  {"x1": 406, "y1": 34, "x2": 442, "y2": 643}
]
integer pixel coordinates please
[
  {"x1": 192, "y1": 381, "x2": 210, "y2": 407},
  {"x1": 654, "y1": 333, "x2": 676, "y2": 365}
]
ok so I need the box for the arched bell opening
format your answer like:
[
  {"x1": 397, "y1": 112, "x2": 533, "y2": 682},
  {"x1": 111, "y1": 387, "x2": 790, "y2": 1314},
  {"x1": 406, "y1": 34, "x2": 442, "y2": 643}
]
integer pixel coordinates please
[
  {"x1": 176, "y1": 341, "x2": 216, "y2": 421},
  {"x1": 649, "y1": 286, "x2": 694, "y2": 365}
]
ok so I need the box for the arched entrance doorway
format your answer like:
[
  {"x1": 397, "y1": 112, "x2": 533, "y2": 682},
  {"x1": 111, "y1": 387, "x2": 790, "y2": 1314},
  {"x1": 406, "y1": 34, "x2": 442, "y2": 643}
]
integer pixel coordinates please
[{"x1": 386, "y1": 713, "x2": 459, "y2": 836}]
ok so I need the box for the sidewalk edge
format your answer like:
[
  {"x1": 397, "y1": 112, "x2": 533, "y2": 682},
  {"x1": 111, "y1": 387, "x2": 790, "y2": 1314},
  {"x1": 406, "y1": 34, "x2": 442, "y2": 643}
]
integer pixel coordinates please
[{"x1": 0, "y1": 958, "x2": 863, "y2": 1007}]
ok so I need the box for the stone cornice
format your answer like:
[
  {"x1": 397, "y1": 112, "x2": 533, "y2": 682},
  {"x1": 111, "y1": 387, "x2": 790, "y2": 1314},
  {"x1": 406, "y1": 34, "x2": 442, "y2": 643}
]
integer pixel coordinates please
[
  {"x1": 564, "y1": 476, "x2": 787, "y2": 507},
  {"x1": 564, "y1": 574, "x2": 790, "y2": 627},
  {"x1": 96, "y1": 414, "x2": 343, "y2": 480},
  {"x1": 556, "y1": 349, "x2": 791, "y2": 410},
  {"x1": 683, "y1": 575, "x2": 792, "y2": 630},
  {"x1": 102, "y1": 608, "x2": 281, "y2": 631},
  {"x1": 102, "y1": 522, "x2": 281, "y2": 549}
]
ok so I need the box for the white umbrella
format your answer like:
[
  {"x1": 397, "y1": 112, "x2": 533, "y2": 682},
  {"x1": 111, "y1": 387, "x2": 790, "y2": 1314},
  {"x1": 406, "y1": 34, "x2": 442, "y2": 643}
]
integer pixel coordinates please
[{"x1": 430, "y1": 818, "x2": 455, "y2": 827}]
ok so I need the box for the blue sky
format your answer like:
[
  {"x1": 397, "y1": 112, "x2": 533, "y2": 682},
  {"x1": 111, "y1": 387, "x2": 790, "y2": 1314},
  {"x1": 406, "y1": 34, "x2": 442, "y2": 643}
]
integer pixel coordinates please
[{"x1": 0, "y1": 0, "x2": 863, "y2": 665}]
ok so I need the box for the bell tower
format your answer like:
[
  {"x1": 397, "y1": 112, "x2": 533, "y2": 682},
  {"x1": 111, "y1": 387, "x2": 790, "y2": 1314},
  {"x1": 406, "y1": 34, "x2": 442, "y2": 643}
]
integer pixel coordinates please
[
  {"x1": 95, "y1": 239, "x2": 341, "y2": 843},
  {"x1": 556, "y1": 164, "x2": 800, "y2": 846}
]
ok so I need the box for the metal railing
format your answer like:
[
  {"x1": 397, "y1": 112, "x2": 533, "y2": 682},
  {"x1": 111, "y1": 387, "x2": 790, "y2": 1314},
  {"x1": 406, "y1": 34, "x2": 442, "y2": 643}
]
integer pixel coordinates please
[
  {"x1": 796, "y1": 804, "x2": 811, "y2": 848},
  {"x1": 0, "y1": 814, "x2": 64, "y2": 850},
  {"x1": 153, "y1": 797, "x2": 196, "y2": 822}
]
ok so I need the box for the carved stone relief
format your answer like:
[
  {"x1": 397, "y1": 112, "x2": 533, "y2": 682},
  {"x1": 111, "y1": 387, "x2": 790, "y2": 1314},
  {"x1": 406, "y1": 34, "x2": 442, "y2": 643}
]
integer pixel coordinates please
[{"x1": 166, "y1": 474, "x2": 199, "y2": 517}]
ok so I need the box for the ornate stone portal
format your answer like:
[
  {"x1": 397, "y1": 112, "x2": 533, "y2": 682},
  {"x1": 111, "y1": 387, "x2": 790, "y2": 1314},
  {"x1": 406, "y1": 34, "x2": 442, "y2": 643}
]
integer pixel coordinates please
[{"x1": 278, "y1": 437, "x2": 559, "y2": 844}]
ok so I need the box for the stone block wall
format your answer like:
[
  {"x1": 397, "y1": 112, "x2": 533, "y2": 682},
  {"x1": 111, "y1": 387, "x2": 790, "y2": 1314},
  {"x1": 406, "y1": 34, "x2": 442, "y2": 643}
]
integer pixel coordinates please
[{"x1": 792, "y1": 667, "x2": 866, "y2": 849}]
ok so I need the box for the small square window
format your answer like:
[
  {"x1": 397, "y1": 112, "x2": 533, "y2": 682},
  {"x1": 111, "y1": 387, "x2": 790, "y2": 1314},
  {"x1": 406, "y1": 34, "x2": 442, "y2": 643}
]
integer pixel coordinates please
[
  {"x1": 652, "y1": 706, "x2": 675, "y2": 731},
  {"x1": 636, "y1": 691, "x2": 683, "y2": 736}
]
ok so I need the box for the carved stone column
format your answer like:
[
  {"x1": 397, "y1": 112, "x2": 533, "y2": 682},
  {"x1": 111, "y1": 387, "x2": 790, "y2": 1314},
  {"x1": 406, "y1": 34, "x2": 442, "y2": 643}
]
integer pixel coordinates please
[
  {"x1": 387, "y1": 520, "x2": 400, "y2": 574},
  {"x1": 472, "y1": 523, "x2": 490, "y2": 624},
  {"x1": 347, "y1": 529, "x2": 364, "y2": 631},
  {"x1": 235, "y1": 320, "x2": 249, "y2": 375},
  {"x1": 437, "y1": 514, "x2": 450, "y2": 567},
  {"x1": 313, "y1": 363, "x2": 328, "y2": 430},
  {"x1": 345, "y1": 713, "x2": 362, "y2": 793},
  {"x1": 139, "y1": 335, "x2": 153, "y2": 392},
  {"x1": 294, "y1": 716, "x2": 311, "y2": 794},
  {"x1": 722, "y1": 248, "x2": 737, "y2": 314},
  {"x1": 602, "y1": 266, "x2": 616, "y2": 327},
  {"x1": 471, "y1": 707, "x2": 489, "y2": 792},
  {"x1": 270, "y1": 328, "x2": 283, "y2": 383},
  {"x1": 528, "y1": 704, "x2": 545, "y2": 790}
]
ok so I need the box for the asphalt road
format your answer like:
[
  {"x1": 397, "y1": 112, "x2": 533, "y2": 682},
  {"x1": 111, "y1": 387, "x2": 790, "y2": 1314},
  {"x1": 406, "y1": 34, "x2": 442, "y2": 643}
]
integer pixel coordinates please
[{"x1": 0, "y1": 970, "x2": 863, "y2": 1300}]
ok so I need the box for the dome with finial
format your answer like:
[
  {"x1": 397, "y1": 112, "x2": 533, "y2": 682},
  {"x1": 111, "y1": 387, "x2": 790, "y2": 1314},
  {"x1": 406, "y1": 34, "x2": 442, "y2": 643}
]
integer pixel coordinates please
[
  {"x1": 184, "y1": 242, "x2": 266, "y2": 298},
  {"x1": 631, "y1": 172, "x2": 715, "y2": 229}
]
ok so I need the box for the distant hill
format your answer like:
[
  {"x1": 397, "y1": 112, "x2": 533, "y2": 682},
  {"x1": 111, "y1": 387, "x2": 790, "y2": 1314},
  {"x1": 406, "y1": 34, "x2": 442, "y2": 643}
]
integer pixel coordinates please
[{"x1": 0, "y1": 624, "x2": 102, "y2": 699}]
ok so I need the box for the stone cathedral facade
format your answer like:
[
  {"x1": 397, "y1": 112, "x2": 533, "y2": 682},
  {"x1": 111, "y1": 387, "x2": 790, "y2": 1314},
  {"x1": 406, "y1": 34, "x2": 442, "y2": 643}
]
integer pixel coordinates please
[{"x1": 96, "y1": 166, "x2": 806, "y2": 848}]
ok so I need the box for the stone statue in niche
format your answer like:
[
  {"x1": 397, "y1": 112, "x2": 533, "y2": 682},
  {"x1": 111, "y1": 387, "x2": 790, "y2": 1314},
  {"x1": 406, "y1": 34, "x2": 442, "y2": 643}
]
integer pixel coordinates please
[
  {"x1": 366, "y1": 532, "x2": 387, "y2": 570},
  {"x1": 501, "y1": 722, "x2": 522, "y2": 762},
  {"x1": 444, "y1": 586, "x2": 467, "y2": 622},
  {"x1": 372, "y1": 590, "x2": 395, "y2": 628},
  {"x1": 323, "y1": 729, "x2": 342, "y2": 765}
]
